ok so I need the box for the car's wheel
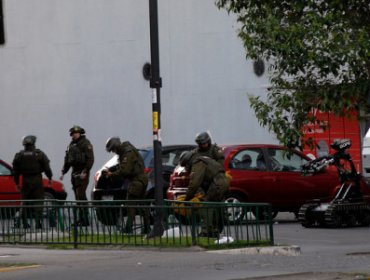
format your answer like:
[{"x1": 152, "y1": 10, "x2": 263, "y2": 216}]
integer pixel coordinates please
[
  {"x1": 44, "y1": 191, "x2": 55, "y2": 201},
  {"x1": 224, "y1": 193, "x2": 246, "y2": 224},
  {"x1": 95, "y1": 202, "x2": 121, "y2": 226},
  {"x1": 44, "y1": 191, "x2": 57, "y2": 227},
  {"x1": 251, "y1": 208, "x2": 278, "y2": 221}
]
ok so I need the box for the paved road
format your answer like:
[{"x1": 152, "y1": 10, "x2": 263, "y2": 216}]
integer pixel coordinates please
[{"x1": 0, "y1": 213, "x2": 369, "y2": 280}]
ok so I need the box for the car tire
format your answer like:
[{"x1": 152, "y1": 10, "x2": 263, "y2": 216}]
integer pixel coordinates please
[
  {"x1": 251, "y1": 208, "x2": 278, "y2": 221},
  {"x1": 44, "y1": 191, "x2": 58, "y2": 227},
  {"x1": 95, "y1": 203, "x2": 121, "y2": 226},
  {"x1": 44, "y1": 191, "x2": 55, "y2": 200},
  {"x1": 224, "y1": 193, "x2": 246, "y2": 224}
]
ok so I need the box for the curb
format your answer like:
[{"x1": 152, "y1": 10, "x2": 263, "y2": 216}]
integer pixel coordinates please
[{"x1": 206, "y1": 245, "x2": 301, "y2": 256}]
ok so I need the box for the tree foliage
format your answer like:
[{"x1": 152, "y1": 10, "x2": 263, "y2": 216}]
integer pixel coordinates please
[{"x1": 216, "y1": 0, "x2": 370, "y2": 148}]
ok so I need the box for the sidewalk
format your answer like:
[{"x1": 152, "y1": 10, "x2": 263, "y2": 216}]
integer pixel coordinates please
[{"x1": 237, "y1": 272, "x2": 370, "y2": 280}]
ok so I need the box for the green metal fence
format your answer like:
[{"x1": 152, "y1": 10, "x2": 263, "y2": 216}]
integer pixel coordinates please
[{"x1": 0, "y1": 199, "x2": 274, "y2": 249}]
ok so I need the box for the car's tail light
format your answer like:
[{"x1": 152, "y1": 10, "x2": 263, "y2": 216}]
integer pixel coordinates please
[
  {"x1": 169, "y1": 173, "x2": 175, "y2": 189},
  {"x1": 144, "y1": 167, "x2": 152, "y2": 174},
  {"x1": 171, "y1": 174, "x2": 190, "y2": 188}
]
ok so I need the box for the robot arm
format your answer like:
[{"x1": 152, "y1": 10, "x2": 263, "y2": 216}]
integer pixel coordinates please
[{"x1": 301, "y1": 156, "x2": 334, "y2": 174}]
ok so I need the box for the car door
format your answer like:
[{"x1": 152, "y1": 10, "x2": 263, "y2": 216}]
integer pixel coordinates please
[
  {"x1": 228, "y1": 148, "x2": 273, "y2": 203},
  {"x1": 265, "y1": 148, "x2": 338, "y2": 210},
  {"x1": 0, "y1": 161, "x2": 21, "y2": 201}
]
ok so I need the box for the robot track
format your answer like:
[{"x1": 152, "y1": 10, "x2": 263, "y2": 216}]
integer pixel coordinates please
[{"x1": 299, "y1": 202, "x2": 370, "y2": 228}]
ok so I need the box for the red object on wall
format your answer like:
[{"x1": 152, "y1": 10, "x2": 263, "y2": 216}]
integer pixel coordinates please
[{"x1": 302, "y1": 109, "x2": 362, "y2": 170}]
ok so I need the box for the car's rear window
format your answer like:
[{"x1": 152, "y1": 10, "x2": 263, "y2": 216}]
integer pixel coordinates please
[
  {"x1": 139, "y1": 149, "x2": 150, "y2": 162},
  {"x1": 0, "y1": 162, "x2": 11, "y2": 176},
  {"x1": 146, "y1": 147, "x2": 194, "y2": 169}
]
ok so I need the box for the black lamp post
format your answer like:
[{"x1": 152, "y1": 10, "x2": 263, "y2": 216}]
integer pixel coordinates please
[{"x1": 147, "y1": 0, "x2": 165, "y2": 238}]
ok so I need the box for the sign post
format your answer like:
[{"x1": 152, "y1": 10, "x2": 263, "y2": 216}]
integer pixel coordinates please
[{"x1": 147, "y1": 0, "x2": 164, "y2": 238}]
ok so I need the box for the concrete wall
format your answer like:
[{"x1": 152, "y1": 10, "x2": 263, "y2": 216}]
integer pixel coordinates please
[{"x1": 0, "y1": 0, "x2": 276, "y2": 199}]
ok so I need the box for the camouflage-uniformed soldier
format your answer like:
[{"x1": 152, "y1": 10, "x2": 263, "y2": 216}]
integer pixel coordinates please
[
  {"x1": 179, "y1": 151, "x2": 229, "y2": 238},
  {"x1": 105, "y1": 137, "x2": 150, "y2": 234},
  {"x1": 12, "y1": 135, "x2": 53, "y2": 229},
  {"x1": 60, "y1": 125, "x2": 94, "y2": 226},
  {"x1": 193, "y1": 132, "x2": 224, "y2": 166}
]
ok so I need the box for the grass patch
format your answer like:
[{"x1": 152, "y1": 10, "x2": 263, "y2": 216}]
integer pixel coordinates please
[{"x1": 44, "y1": 233, "x2": 271, "y2": 250}]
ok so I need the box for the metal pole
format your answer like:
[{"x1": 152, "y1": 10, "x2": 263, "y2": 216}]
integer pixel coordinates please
[
  {"x1": 0, "y1": 0, "x2": 5, "y2": 44},
  {"x1": 147, "y1": 0, "x2": 164, "y2": 238}
]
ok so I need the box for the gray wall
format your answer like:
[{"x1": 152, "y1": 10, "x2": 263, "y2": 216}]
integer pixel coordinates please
[{"x1": 0, "y1": 0, "x2": 276, "y2": 199}]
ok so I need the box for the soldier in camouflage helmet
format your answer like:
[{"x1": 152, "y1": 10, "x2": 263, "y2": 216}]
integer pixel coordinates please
[
  {"x1": 105, "y1": 137, "x2": 150, "y2": 234},
  {"x1": 12, "y1": 135, "x2": 53, "y2": 229},
  {"x1": 180, "y1": 151, "x2": 229, "y2": 238},
  {"x1": 193, "y1": 131, "x2": 224, "y2": 166},
  {"x1": 60, "y1": 125, "x2": 94, "y2": 226}
]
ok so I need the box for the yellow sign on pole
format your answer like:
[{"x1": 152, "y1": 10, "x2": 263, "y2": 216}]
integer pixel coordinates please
[{"x1": 153, "y1": 111, "x2": 159, "y2": 132}]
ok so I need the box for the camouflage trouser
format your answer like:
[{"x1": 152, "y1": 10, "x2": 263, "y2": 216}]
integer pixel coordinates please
[
  {"x1": 200, "y1": 177, "x2": 229, "y2": 234},
  {"x1": 125, "y1": 180, "x2": 150, "y2": 233},
  {"x1": 21, "y1": 185, "x2": 44, "y2": 227},
  {"x1": 72, "y1": 172, "x2": 89, "y2": 223}
]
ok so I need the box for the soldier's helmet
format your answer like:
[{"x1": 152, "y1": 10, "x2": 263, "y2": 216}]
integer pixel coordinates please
[
  {"x1": 69, "y1": 125, "x2": 85, "y2": 136},
  {"x1": 105, "y1": 137, "x2": 121, "y2": 152},
  {"x1": 22, "y1": 135, "x2": 37, "y2": 146},
  {"x1": 179, "y1": 151, "x2": 194, "y2": 167},
  {"x1": 195, "y1": 131, "x2": 211, "y2": 146}
]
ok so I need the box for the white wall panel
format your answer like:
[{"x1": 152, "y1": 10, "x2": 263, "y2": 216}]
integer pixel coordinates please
[{"x1": 0, "y1": 0, "x2": 276, "y2": 198}]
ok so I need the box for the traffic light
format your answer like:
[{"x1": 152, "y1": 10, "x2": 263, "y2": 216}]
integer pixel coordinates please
[{"x1": 0, "y1": 0, "x2": 4, "y2": 45}]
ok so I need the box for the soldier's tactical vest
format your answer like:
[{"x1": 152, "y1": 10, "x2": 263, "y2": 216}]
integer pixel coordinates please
[
  {"x1": 18, "y1": 150, "x2": 42, "y2": 175},
  {"x1": 66, "y1": 143, "x2": 86, "y2": 166},
  {"x1": 122, "y1": 142, "x2": 145, "y2": 176},
  {"x1": 194, "y1": 144, "x2": 223, "y2": 161},
  {"x1": 197, "y1": 156, "x2": 229, "y2": 197},
  {"x1": 196, "y1": 156, "x2": 224, "y2": 173},
  {"x1": 194, "y1": 156, "x2": 225, "y2": 187}
]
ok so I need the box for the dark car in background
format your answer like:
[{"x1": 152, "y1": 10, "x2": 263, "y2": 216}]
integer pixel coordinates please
[
  {"x1": 0, "y1": 158, "x2": 67, "y2": 217},
  {"x1": 167, "y1": 144, "x2": 360, "y2": 221},
  {"x1": 91, "y1": 145, "x2": 195, "y2": 225}
]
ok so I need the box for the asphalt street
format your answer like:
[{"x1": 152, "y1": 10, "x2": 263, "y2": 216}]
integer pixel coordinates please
[{"x1": 0, "y1": 213, "x2": 369, "y2": 280}]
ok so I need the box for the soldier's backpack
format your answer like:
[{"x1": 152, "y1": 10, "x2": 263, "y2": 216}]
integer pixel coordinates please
[
  {"x1": 17, "y1": 149, "x2": 43, "y2": 175},
  {"x1": 123, "y1": 142, "x2": 145, "y2": 176}
]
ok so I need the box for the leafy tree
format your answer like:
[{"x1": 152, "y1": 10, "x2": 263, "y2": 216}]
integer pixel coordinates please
[{"x1": 216, "y1": 0, "x2": 370, "y2": 149}]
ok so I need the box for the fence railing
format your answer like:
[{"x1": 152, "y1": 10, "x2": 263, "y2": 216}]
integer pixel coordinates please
[{"x1": 0, "y1": 199, "x2": 274, "y2": 249}]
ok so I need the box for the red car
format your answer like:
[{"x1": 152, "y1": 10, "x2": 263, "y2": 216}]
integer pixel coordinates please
[
  {"x1": 167, "y1": 144, "x2": 370, "y2": 220},
  {"x1": 0, "y1": 158, "x2": 67, "y2": 207}
]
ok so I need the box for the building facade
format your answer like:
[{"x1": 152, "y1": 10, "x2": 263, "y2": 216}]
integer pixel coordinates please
[{"x1": 0, "y1": 0, "x2": 275, "y2": 197}]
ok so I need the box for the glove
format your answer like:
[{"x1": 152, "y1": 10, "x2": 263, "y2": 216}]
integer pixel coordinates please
[
  {"x1": 80, "y1": 171, "x2": 87, "y2": 180},
  {"x1": 103, "y1": 169, "x2": 112, "y2": 178}
]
